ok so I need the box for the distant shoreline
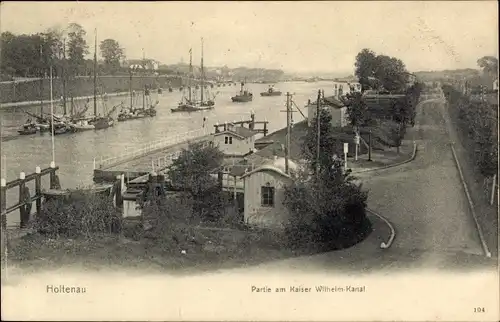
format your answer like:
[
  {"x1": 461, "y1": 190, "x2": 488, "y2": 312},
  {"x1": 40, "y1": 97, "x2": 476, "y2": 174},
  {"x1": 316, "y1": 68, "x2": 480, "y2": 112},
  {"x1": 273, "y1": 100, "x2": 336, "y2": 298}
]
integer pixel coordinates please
[{"x1": 0, "y1": 91, "x2": 132, "y2": 110}]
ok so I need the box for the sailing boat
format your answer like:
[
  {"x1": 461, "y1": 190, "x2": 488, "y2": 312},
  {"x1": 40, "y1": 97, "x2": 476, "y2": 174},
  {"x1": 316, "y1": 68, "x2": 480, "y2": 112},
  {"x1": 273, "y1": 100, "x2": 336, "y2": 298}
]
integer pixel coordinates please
[
  {"x1": 88, "y1": 29, "x2": 114, "y2": 130},
  {"x1": 199, "y1": 37, "x2": 216, "y2": 108},
  {"x1": 118, "y1": 64, "x2": 157, "y2": 122},
  {"x1": 231, "y1": 79, "x2": 253, "y2": 102},
  {"x1": 171, "y1": 40, "x2": 215, "y2": 113}
]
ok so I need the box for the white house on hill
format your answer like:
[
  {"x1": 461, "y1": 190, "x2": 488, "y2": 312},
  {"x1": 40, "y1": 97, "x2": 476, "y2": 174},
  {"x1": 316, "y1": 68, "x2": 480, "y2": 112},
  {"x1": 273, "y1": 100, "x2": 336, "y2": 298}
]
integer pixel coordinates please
[
  {"x1": 240, "y1": 157, "x2": 299, "y2": 229},
  {"x1": 212, "y1": 125, "x2": 258, "y2": 157}
]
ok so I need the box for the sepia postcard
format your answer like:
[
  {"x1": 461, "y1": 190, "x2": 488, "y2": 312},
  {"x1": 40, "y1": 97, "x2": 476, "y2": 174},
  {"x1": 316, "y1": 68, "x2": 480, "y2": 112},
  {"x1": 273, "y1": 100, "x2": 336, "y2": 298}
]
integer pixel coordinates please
[{"x1": 0, "y1": 1, "x2": 499, "y2": 321}]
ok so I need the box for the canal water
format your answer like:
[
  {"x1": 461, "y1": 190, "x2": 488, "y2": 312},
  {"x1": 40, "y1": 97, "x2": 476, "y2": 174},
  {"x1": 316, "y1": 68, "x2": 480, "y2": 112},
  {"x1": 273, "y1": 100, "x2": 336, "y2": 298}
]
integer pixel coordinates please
[{"x1": 0, "y1": 81, "x2": 333, "y2": 227}]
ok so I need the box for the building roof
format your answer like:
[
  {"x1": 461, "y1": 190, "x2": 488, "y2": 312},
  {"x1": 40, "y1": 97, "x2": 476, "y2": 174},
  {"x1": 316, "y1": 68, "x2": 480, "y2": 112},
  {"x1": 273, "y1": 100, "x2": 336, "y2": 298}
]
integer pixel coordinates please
[
  {"x1": 214, "y1": 126, "x2": 258, "y2": 139},
  {"x1": 240, "y1": 157, "x2": 298, "y2": 179}
]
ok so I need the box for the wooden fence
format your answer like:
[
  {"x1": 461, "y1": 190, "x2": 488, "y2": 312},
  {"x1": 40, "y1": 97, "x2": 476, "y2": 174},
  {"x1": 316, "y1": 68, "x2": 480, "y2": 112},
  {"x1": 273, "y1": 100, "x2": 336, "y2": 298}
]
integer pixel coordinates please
[{"x1": 1, "y1": 163, "x2": 60, "y2": 230}]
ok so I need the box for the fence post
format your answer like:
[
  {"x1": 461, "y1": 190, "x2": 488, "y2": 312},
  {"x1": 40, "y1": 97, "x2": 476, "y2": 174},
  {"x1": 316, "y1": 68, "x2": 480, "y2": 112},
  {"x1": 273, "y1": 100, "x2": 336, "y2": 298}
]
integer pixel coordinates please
[
  {"x1": 19, "y1": 172, "x2": 28, "y2": 228},
  {"x1": 35, "y1": 167, "x2": 42, "y2": 217},
  {"x1": 93, "y1": 158, "x2": 96, "y2": 170},
  {"x1": 115, "y1": 175, "x2": 123, "y2": 209}
]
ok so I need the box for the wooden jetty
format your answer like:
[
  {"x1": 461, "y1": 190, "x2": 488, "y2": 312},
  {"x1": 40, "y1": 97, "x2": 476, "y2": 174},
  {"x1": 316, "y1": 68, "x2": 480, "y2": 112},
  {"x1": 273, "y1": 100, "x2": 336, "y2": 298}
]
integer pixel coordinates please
[{"x1": 93, "y1": 113, "x2": 269, "y2": 184}]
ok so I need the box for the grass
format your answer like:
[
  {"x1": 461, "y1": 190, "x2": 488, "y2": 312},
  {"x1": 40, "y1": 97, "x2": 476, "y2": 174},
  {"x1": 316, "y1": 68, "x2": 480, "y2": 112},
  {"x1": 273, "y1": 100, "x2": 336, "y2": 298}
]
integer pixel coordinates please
[
  {"x1": 6, "y1": 205, "x2": 374, "y2": 274},
  {"x1": 6, "y1": 225, "x2": 308, "y2": 274}
]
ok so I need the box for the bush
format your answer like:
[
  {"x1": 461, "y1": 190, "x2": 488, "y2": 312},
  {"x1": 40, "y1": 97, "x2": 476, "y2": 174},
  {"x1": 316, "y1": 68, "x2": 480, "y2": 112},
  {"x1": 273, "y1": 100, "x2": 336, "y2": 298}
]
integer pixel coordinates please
[
  {"x1": 283, "y1": 161, "x2": 371, "y2": 251},
  {"x1": 33, "y1": 188, "x2": 122, "y2": 239},
  {"x1": 442, "y1": 85, "x2": 498, "y2": 177}
]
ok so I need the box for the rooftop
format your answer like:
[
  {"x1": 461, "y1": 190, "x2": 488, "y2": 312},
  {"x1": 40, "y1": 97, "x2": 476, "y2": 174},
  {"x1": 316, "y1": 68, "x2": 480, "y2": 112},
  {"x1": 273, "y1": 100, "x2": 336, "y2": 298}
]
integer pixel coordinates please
[{"x1": 215, "y1": 126, "x2": 258, "y2": 139}]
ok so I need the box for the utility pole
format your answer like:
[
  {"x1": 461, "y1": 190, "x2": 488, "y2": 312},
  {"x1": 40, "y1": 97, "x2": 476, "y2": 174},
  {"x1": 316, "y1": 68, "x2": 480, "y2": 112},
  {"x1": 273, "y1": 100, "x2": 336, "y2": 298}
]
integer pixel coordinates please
[
  {"x1": 316, "y1": 89, "x2": 321, "y2": 176},
  {"x1": 368, "y1": 129, "x2": 372, "y2": 161},
  {"x1": 285, "y1": 92, "x2": 291, "y2": 174},
  {"x1": 280, "y1": 93, "x2": 299, "y2": 175},
  {"x1": 93, "y1": 29, "x2": 97, "y2": 117}
]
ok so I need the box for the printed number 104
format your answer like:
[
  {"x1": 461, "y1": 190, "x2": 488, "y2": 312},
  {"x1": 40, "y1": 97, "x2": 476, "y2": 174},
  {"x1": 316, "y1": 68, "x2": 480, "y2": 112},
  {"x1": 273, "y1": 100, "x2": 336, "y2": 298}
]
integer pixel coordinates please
[{"x1": 474, "y1": 307, "x2": 485, "y2": 313}]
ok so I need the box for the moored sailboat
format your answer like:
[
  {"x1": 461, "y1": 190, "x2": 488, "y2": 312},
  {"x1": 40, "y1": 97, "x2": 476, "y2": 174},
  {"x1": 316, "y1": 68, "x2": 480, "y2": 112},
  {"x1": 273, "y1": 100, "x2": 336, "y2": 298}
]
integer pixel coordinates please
[
  {"x1": 88, "y1": 29, "x2": 114, "y2": 130},
  {"x1": 171, "y1": 43, "x2": 215, "y2": 113}
]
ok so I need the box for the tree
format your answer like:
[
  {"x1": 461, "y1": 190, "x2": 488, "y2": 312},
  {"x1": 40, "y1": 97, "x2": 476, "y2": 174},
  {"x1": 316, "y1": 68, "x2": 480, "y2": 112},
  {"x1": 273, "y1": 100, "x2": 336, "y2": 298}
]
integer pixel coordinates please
[
  {"x1": 477, "y1": 56, "x2": 498, "y2": 76},
  {"x1": 354, "y1": 49, "x2": 409, "y2": 93},
  {"x1": 166, "y1": 142, "x2": 225, "y2": 219},
  {"x1": 340, "y1": 92, "x2": 370, "y2": 130},
  {"x1": 284, "y1": 146, "x2": 369, "y2": 250},
  {"x1": 100, "y1": 38, "x2": 124, "y2": 74},
  {"x1": 66, "y1": 23, "x2": 89, "y2": 76},
  {"x1": 354, "y1": 48, "x2": 377, "y2": 91},
  {"x1": 302, "y1": 109, "x2": 343, "y2": 175},
  {"x1": 374, "y1": 55, "x2": 408, "y2": 92}
]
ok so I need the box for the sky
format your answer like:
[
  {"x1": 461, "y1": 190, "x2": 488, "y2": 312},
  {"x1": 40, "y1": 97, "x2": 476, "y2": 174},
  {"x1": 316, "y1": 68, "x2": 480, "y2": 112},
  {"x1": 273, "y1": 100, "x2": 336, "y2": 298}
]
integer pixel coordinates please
[{"x1": 1, "y1": 1, "x2": 498, "y2": 75}]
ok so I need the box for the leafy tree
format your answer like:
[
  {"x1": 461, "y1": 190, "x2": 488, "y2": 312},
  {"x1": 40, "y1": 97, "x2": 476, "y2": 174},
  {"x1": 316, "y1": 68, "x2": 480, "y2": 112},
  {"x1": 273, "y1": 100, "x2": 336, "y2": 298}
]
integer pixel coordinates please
[
  {"x1": 354, "y1": 49, "x2": 409, "y2": 93},
  {"x1": 166, "y1": 142, "x2": 225, "y2": 219},
  {"x1": 340, "y1": 92, "x2": 370, "y2": 130},
  {"x1": 302, "y1": 109, "x2": 343, "y2": 175},
  {"x1": 284, "y1": 149, "x2": 369, "y2": 250},
  {"x1": 354, "y1": 48, "x2": 377, "y2": 91},
  {"x1": 477, "y1": 56, "x2": 498, "y2": 77},
  {"x1": 100, "y1": 38, "x2": 125, "y2": 74},
  {"x1": 66, "y1": 23, "x2": 89, "y2": 76},
  {"x1": 374, "y1": 55, "x2": 408, "y2": 92}
]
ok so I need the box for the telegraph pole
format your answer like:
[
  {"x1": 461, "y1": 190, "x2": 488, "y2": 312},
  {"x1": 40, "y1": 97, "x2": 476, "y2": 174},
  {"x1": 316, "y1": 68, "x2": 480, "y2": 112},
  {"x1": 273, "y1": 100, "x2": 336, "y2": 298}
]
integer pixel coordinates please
[
  {"x1": 280, "y1": 92, "x2": 299, "y2": 175},
  {"x1": 285, "y1": 92, "x2": 291, "y2": 174},
  {"x1": 316, "y1": 89, "x2": 321, "y2": 176}
]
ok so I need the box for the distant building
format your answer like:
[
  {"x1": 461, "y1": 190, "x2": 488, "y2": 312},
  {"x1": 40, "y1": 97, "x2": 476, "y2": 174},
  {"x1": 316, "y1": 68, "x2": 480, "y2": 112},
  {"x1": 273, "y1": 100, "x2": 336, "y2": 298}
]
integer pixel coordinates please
[{"x1": 306, "y1": 92, "x2": 349, "y2": 128}]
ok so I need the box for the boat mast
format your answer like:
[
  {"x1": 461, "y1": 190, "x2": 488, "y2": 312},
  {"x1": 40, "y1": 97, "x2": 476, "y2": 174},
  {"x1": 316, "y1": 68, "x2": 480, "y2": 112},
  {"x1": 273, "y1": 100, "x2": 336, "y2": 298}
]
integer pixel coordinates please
[
  {"x1": 62, "y1": 38, "x2": 67, "y2": 116},
  {"x1": 93, "y1": 29, "x2": 97, "y2": 117},
  {"x1": 39, "y1": 44, "x2": 44, "y2": 118},
  {"x1": 142, "y1": 49, "x2": 145, "y2": 110},
  {"x1": 200, "y1": 38, "x2": 204, "y2": 103},
  {"x1": 189, "y1": 48, "x2": 192, "y2": 102},
  {"x1": 129, "y1": 67, "x2": 133, "y2": 109}
]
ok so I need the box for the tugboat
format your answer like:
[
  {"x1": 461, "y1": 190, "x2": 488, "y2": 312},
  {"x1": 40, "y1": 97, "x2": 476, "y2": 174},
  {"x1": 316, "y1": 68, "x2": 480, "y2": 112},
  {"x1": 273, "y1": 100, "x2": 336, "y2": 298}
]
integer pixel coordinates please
[
  {"x1": 260, "y1": 85, "x2": 282, "y2": 97},
  {"x1": 231, "y1": 81, "x2": 253, "y2": 102}
]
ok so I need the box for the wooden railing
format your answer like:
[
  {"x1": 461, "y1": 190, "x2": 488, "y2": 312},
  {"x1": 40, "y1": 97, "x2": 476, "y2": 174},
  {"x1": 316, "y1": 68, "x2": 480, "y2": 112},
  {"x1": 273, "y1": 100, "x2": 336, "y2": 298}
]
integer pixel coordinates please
[{"x1": 1, "y1": 163, "x2": 60, "y2": 229}]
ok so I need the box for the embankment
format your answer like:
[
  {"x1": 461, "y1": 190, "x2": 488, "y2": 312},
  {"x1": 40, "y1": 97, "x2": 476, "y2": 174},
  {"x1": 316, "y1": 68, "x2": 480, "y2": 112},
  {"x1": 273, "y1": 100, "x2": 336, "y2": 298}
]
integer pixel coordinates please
[{"x1": 0, "y1": 75, "x2": 184, "y2": 104}]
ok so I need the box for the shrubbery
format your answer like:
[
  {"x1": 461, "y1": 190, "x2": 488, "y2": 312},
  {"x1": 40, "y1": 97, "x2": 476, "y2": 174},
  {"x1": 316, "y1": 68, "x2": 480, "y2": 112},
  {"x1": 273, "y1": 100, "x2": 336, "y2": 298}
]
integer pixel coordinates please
[
  {"x1": 442, "y1": 85, "x2": 498, "y2": 177},
  {"x1": 284, "y1": 110, "x2": 371, "y2": 251},
  {"x1": 33, "y1": 188, "x2": 122, "y2": 239},
  {"x1": 283, "y1": 160, "x2": 370, "y2": 251}
]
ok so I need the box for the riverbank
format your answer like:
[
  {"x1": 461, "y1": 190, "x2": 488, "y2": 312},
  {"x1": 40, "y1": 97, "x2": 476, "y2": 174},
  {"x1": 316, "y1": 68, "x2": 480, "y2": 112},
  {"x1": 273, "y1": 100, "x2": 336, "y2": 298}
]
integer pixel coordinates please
[
  {"x1": 0, "y1": 74, "x2": 184, "y2": 105},
  {"x1": 0, "y1": 91, "x2": 131, "y2": 109}
]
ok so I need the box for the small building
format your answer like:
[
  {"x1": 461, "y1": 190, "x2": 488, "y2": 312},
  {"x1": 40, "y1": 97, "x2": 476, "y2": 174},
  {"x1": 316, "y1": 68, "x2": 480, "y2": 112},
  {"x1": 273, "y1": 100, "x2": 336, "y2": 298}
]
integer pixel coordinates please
[
  {"x1": 212, "y1": 124, "x2": 258, "y2": 157},
  {"x1": 240, "y1": 157, "x2": 298, "y2": 229},
  {"x1": 307, "y1": 95, "x2": 349, "y2": 128}
]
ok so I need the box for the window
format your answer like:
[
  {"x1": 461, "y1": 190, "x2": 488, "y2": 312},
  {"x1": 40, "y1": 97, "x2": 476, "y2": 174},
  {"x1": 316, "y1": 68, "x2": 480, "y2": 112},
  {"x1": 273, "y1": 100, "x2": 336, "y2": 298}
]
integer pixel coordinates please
[
  {"x1": 229, "y1": 137, "x2": 233, "y2": 144},
  {"x1": 261, "y1": 186, "x2": 275, "y2": 207},
  {"x1": 224, "y1": 136, "x2": 233, "y2": 144}
]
